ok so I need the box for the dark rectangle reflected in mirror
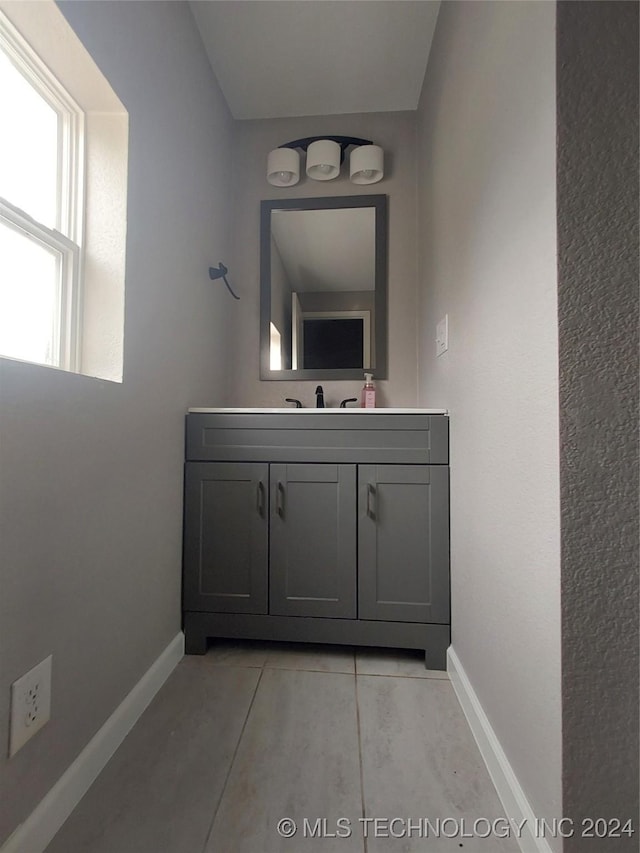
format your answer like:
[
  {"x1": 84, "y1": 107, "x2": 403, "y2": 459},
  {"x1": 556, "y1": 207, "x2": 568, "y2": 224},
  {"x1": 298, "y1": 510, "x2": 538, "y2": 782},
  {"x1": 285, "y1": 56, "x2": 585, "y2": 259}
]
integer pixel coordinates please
[
  {"x1": 303, "y1": 317, "x2": 364, "y2": 369},
  {"x1": 260, "y1": 195, "x2": 387, "y2": 381}
]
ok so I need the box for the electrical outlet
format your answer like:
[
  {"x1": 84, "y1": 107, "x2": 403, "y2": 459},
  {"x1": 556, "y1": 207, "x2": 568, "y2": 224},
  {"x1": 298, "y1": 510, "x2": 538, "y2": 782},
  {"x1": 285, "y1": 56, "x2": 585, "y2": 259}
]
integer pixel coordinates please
[
  {"x1": 9, "y1": 655, "x2": 52, "y2": 757},
  {"x1": 436, "y1": 314, "x2": 449, "y2": 357}
]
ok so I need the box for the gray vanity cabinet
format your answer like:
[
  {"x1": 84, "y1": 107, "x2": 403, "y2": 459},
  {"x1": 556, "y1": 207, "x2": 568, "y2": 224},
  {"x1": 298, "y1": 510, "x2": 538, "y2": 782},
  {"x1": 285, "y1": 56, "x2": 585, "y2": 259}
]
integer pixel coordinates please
[
  {"x1": 358, "y1": 465, "x2": 449, "y2": 624},
  {"x1": 183, "y1": 411, "x2": 450, "y2": 668},
  {"x1": 183, "y1": 462, "x2": 268, "y2": 615},
  {"x1": 269, "y1": 464, "x2": 357, "y2": 619}
]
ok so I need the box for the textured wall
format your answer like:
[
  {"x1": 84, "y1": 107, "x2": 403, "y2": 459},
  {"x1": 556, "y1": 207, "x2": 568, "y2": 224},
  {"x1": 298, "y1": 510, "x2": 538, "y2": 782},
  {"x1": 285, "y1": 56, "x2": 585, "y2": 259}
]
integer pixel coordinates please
[
  {"x1": 223, "y1": 111, "x2": 421, "y2": 409},
  {"x1": 557, "y1": 3, "x2": 639, "y2": 849},
  {"x1": 0, "y1": 1, "x2": 233, "y2": 843},
  {"x1": 415, "y1": 1, "x2": 562, "y2": 844}
]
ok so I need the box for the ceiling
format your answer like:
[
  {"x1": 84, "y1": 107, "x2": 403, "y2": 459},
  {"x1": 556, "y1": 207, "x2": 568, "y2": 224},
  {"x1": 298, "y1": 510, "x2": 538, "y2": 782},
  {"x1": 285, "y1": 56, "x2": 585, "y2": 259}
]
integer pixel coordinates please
[
  {"x1": 190, "y1": 1, "x2": 441, "y2": 120},
  {"x1": 271, "y1": 207, "x2": 375, "y2": 293}
]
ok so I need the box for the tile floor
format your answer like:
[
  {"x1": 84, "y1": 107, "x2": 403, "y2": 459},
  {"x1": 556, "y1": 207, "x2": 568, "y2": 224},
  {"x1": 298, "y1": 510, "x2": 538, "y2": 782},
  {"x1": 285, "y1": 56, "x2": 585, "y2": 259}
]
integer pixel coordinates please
[{"x1": 46, "y1": 641, "x2": 519, "y2": 853}]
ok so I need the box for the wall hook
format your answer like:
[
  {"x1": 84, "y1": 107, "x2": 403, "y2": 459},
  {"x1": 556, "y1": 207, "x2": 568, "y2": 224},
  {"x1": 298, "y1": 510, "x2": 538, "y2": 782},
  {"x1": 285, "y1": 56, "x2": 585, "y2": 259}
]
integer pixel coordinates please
[{"x1": 209, "y1": 262, "x2": 240, "y2": 300}]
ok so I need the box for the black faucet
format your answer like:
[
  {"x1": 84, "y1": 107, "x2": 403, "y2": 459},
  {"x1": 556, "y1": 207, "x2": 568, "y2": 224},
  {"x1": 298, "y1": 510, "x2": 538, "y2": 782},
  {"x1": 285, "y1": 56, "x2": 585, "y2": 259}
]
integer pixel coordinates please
[{"x1": 315, "y1": 385, "x2": 325, "y2": 408}]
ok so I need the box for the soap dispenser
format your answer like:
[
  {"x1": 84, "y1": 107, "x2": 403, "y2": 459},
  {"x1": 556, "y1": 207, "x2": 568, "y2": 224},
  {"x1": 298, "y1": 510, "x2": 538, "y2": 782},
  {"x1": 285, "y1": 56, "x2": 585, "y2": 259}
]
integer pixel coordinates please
[{"x1": 361, "y1": 374, "x2": 376, "y2": 408}]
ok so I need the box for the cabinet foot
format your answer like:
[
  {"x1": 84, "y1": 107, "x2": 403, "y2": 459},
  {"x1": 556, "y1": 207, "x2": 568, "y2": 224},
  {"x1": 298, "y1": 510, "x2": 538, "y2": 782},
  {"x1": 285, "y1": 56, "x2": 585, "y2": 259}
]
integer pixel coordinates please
[
  {"x1": 184, "y1": 630, "x2": 207, "y2": 655},
  {"x1": 424, "y1": 644, "x2": 448, "y2": 672}
]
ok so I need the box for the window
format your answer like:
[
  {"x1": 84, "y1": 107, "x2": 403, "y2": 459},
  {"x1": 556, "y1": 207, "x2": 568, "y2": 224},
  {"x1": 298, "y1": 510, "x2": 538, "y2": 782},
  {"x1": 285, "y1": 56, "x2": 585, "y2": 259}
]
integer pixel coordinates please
[
  {"x1": 0, "y1": 1, "x2": 128, "y2": 382},
  {"x1": 269, "y1": 322, "x2": 282, "y2": 370},
  {"x1": 0, "y1": 12, "x2": 84, "y2": 370}
]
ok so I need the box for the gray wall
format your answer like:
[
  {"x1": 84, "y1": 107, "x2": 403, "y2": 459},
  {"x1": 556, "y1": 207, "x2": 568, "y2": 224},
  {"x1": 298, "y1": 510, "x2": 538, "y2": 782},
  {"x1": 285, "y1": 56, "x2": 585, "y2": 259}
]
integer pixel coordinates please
[
  {"x1": 226, "y1": 111, "x2": 420, "y2": 409},
  {"x1": 416, "y1": 0, "x2": 562, "y2": 842},
  {"x1": 0, "y1": 1, "x2": 234, "y2": 843},
  {"x1": 557, "y1": 3, "x2": 639, "y2": 849},
  {"x1": 298, "y1": 291, "x2": 375, "y2": 313}
]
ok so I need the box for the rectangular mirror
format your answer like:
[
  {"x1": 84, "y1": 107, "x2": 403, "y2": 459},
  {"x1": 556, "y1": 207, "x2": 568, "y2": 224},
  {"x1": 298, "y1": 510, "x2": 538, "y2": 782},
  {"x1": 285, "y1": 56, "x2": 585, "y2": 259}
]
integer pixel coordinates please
[{"x1": 260, "y1": 194, "x2": 387, "y2": 380}]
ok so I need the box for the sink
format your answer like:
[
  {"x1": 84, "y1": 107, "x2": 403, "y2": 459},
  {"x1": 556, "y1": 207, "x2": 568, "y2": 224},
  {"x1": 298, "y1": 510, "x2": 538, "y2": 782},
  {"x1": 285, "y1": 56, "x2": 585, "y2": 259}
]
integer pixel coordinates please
[{"x1": 187, "y1": 407, "x2": 448, "y2": 414}]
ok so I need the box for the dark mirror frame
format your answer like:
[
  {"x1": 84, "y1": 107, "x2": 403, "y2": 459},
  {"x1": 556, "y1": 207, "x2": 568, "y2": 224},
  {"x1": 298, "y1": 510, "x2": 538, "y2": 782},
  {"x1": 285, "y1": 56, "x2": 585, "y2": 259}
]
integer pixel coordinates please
[{"x1": 260, "y1": 194, "x2": 388, "y2": 381}]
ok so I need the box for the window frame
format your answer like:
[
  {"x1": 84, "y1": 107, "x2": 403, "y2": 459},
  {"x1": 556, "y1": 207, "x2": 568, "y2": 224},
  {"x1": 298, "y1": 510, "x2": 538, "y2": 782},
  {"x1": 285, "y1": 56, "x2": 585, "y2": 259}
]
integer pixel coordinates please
[
  {"x1": 0, "y1": 199, "x2": 80, "y2": 369},
  {"x1": 0, "y1": 8, "x2": 85, "y2": 371}
]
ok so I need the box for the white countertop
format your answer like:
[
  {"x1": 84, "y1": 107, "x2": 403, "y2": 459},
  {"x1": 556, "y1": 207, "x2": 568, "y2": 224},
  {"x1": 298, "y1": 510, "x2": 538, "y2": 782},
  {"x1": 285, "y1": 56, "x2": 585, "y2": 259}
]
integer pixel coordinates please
[{"x1": 188, "y1": 407, "x2": 448, "y2": 414}]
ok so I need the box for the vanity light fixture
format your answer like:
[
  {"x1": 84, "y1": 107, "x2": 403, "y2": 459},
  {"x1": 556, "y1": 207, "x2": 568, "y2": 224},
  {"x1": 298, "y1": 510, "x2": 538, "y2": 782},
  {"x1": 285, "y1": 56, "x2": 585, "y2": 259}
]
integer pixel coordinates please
[{"x1": 266, "y1": 136, "x2": 384, "y2": 187}]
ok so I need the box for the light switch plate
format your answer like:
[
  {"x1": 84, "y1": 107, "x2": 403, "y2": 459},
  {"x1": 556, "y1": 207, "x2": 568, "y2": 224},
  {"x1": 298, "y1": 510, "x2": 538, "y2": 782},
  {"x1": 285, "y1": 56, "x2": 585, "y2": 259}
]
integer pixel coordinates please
[{"x1": 436, "y1": 314, "x2": 448, "y2": 357}]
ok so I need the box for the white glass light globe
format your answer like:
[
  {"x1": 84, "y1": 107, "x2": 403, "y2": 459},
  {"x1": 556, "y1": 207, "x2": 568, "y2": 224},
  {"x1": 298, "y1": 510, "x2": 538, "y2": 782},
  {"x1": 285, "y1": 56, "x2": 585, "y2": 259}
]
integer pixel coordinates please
[
  {"x1": 350, "y1": 145, "x2": 383, "y2": 184},
  {"x1": 306, "y1": 140, "x2": 340, "y2": 181},
  {"x1": 267, "y1": 148, "x2": 300, "y2": 187}
]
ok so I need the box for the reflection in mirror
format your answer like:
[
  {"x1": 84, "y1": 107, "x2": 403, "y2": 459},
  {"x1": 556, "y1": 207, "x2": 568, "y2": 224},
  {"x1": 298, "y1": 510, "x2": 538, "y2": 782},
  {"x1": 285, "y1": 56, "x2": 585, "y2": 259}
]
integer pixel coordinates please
[
  {"x1": 260, "y1": 195, "x2": 387, "y2": 381},
  {"x1": 274, "y1": 207, "x2": 374, "y2": 370}
]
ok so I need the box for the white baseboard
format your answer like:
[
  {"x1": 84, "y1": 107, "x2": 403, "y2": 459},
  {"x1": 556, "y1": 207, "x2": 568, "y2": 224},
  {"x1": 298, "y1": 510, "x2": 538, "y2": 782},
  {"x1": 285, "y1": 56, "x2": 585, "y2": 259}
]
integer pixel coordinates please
[
  {"x1": 1, "y1": 632, "x2": 184, "y2": 853},
  {"x1": 447, "y1": 647, "x2": 555, "y2": 853}
]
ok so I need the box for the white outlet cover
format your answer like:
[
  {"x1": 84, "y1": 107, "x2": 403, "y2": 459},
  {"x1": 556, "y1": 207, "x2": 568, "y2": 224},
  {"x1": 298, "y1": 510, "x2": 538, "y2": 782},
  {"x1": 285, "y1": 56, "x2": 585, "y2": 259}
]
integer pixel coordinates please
[
  {"x1": 9, "y1": 655, "x2": 52, "y2": 756},
  {"x1": 436, "y1": 314, "x2": 449, "y2": 357}
]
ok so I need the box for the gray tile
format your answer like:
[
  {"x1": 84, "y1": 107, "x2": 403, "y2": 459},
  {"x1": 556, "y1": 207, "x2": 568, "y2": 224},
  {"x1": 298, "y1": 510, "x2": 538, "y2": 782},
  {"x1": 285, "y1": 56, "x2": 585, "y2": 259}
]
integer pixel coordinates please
[
  {"x1": 265, "y1": 642, "x2": 355, "y2": 673},
  {"x1": 356, "y1": 646, "x2": 449, "y2": 679},
  {"x1": 205, "y1": 668, "x2": 364, "y2": 853},
  {"x1": 207, "y1": 638, "x2": 274, "y2": 668},
  {"x1": 357, "y1": 676, "x2": 519, "y2": 852},
  {"x1": 46, "y1": 659, "x2": 260, "y2": 853}
]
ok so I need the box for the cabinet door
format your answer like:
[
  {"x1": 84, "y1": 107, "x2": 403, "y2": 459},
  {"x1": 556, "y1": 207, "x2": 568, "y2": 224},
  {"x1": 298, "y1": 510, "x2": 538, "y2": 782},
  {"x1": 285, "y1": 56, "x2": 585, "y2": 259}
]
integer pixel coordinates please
[
  {"x1": 358, "y1": 465, "x2": 449, "y2": 623},
  {"x1": 183, "y1": 462, "x2": 268, "y2": 614},
  {"x1": 270, "y1": 464, "x2": 356, "y2": 618}
]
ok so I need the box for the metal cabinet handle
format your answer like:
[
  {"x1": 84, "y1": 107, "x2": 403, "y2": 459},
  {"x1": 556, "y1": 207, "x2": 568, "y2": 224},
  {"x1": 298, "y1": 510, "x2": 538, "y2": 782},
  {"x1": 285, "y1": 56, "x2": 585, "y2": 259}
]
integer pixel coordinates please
[
  {"x1": 256, "y1": 481, "x2": 266, "y2": 517},
  {"x1": 366, "y1": 483, "x2": 376, "y2": 519},
  {"x1": 276, "y1": 481, "x2": 286, "y2": 518}
]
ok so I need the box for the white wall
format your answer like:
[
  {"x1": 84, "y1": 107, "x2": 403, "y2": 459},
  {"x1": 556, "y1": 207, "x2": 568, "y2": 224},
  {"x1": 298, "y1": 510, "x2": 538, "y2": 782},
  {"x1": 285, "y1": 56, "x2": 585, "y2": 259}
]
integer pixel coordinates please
[
  {"x1": 224, "y1": 111, "x2": 420, "y2": 409},
  {"x1": 416, "y1": 0, "x2": 562, "y2": 842},
  {"x1": 0, "y1": 1, "x2": 234, "y2": 843}
]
